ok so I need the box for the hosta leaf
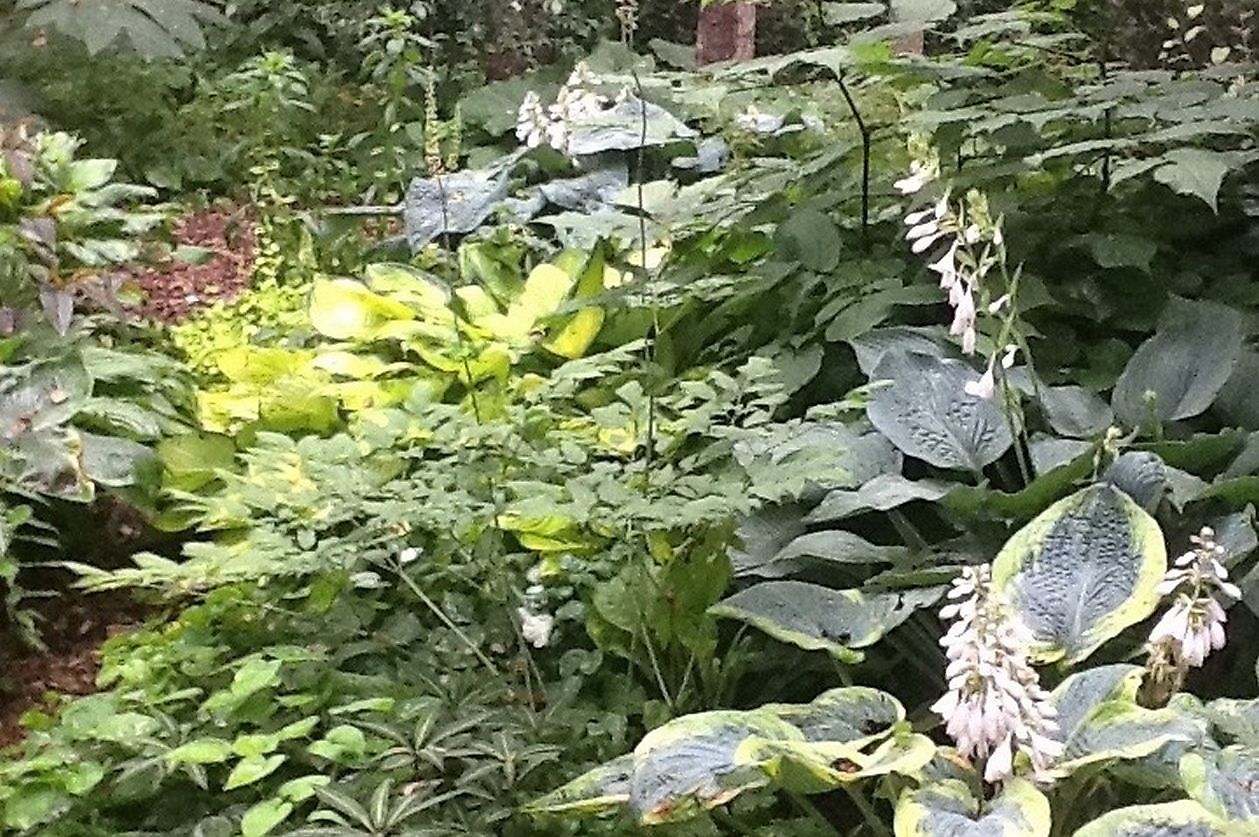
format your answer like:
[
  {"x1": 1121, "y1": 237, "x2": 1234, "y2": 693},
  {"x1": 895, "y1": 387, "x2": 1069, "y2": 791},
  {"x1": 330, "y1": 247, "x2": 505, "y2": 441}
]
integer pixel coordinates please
[
  {"x1": 1040, "y1": 385, "x2": 1115, "y2": 439},
  {"x1": 309, "y1": 278, "x2": 417, "y2": 342},
  {"x1": 530, "y1": 688, "x2": 921, "y2": 825},
  {"x1": 849, "y1": 326, "x2": 951, "y2": 377},
  {"x1": 1051, "y1": 664, "x2": 1144, "y2": 740},
  {"x1": 991, "y1": 484, "x2": 1166, "y2": 664},
  {"x1": 1101, "y1": 452, "x2": 1168, "y2": 513},
  {"x1": 761, "y1": 687, "x2": 905, "y2": 747},
  {"x1": 1181, "y1": 747, "x2": 1259, "y2": 820},
  {"x1": 0, "y1": 356, "x2": 92, "y2": 439},
  {"x1": 1069, "y1": 801, "x2": 1231, "y2": 837},
  {"x1": 741, "y1": 529, "x2": 909, "y2": 578},
  {"x1": 630, "y1": 711, "x2": 803, "y2": 823},
  {"x1": 1153, "y1": 148, "x2": 1234, "y2": 211},
  {"x1": 710, "y1": 581, "x2": 942, "y2": 662},
  {"x1": 1112, "y1": 299, "x2": 1243, "y2": 429},
  {"x1": 1205, "y1": 698, "x2": 1259, "y2": 747},
  {"x1": 525, "y1": 754, "x2": 633, "y2": 815},
  {"x1": 894, "y1": 778, "x2": 1050, "y2": 837},
  {"x1": 867, "y1": 352, "x2": 1013, "y2": 473},
  {"x1": 1054, "y1": 700, "x2": 1200, "y2": 777},
  {"x1": 806, "y1": 475, "x2": 953, "y2": 522}
]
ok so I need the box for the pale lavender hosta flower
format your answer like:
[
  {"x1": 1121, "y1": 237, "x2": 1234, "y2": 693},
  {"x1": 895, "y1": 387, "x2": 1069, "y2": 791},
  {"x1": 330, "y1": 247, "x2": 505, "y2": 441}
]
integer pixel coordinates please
[
  {"x1": 1148, "y1": 527, "x2": 1241, "y2": 668},
  {"x1": 965, "y1": 345, "x2": 1018, "y2": 400},
  {"x1": 932, "y1": 565, "x2": 1063, "y2": 784}
]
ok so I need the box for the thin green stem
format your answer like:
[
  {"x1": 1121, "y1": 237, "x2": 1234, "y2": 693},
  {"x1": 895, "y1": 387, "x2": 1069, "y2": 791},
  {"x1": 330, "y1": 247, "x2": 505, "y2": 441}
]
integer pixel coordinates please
[
  {"x1": 842, "y1": 784, "x2": 894, "y2": 837},
  {"x1": 394, "y1": 565, "x2": 501, "y2": 678}
]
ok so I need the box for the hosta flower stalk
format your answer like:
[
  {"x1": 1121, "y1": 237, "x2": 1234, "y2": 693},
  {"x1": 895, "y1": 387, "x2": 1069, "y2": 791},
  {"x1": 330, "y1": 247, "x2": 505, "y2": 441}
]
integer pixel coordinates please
[
  {"x1": 1145, "y1": 527, "x2": 1241, "y2": 696},
  {"x1": 933, "y1": 565, "x2": 1062, "y2": 783}
]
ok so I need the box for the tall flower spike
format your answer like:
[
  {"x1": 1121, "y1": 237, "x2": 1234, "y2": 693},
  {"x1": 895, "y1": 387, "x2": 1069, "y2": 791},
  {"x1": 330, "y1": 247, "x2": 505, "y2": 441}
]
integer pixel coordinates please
[{"x1": 932, "y1": 565, "x2": 1063, "y2": 784}]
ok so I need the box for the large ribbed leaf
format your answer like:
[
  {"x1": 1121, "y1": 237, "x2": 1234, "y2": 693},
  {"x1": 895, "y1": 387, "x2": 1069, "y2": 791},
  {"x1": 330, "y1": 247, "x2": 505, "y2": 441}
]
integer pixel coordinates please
[
  {"x1": 1112, "y1": 298, "x2": 1243, "y2": 430},
  {"x1": 762, "y1": 687, "x2": 904, "y2": 748},
  {"x1": 1070, "y1": 801, "x2": 1231, "y2": 837},
  {"x1": 894, "y1": 778, "x2": 1050, "y2": 837},
  {"x1": 867, "y1": 352, "x2": 1012, "y2": 473},
  {"x1": 991, "y1": 484, "x2": 1167, "y2": 664},
  {"x1": 710, "y1": 581, "x2": 943, "y2": 662},
  {"x1": 16, "y1": 0, "x2": 223, "y2": 58}
]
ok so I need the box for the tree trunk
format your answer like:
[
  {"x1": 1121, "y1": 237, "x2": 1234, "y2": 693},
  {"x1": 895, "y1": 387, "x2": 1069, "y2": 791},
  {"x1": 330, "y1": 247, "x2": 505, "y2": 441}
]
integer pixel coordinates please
[{"x1": 696, "y1": 2, "x2": 757, "y2": 66}]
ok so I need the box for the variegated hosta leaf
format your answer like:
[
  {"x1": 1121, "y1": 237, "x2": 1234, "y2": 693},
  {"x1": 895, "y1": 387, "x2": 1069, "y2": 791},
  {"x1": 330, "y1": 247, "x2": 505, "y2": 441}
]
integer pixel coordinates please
[
  {"x1": 894, "y1": 778, "x2": 1051, "y2": 837},
  {"x1": 1051, "y1": 664, "x2": 1144, "y2": 740},
  {"x1": 991, "y1": 484, "x2": 1167, "y2": 664},
  {"x1": 710, "y1": 581, "x2": 943, "y2": 662},
  {"x1": 1069, "y1": 800, "x2": 1234, "y2": 837},
  {"x1": 1205, "y1": 698, "x2": 1259, "y2": 747},
  {"x1": 1105, "y1": 694, "x2": 1213, "y2": 790},
  {"x1": 1052, "y1": 693, "x2": 1202, "y2": 778},
  {"x1": 762, "y1": 686, "x2": 905, "y2": 749},
  {"x1": 529, "y1": 688, "x2": 925, "y2": 825},
  {"x1": 522, "y1": 754, "x2": 632, "y2": 815},
  {"x1": 1181, "y1": 747, "x2": 1259, "y2": 821}
]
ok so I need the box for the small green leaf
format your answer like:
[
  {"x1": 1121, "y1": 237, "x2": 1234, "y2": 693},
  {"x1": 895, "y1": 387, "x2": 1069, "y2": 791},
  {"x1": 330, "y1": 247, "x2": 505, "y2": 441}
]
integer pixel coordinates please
[
  {"x1": 166, "y1": 737, "x2": 234, "y2": 766},
  {"x1": 224, "y1": 755, "x2": 287, "y2": 791},
  {"x1": 240, "y1": 797, "x2": 293, "y2": 837}
]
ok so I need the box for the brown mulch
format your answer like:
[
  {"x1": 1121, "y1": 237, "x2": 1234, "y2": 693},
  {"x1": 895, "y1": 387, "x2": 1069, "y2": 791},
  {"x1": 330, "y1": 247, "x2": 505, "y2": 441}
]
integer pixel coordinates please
[
  {"x1": 132, "y1": 205, "x2": 257, "y2": 323},
  {"x1": 0, "y1": 593, "x2": 149, "y2": 749}
]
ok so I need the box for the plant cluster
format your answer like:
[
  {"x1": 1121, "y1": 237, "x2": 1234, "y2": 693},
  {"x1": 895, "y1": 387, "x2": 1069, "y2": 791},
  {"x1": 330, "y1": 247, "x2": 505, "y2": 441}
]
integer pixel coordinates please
[{"x1": 4, "y1": 3, "x2": 1259, "y2": 837}]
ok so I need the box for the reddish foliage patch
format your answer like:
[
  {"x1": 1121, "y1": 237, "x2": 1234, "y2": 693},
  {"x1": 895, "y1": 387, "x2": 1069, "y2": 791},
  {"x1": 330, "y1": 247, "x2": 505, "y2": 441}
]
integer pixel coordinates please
[
  {"x1": 132, "y1": 206, "x2": 257, "y2": 323},
  {"x1": 0, "y1": 594, "x2": 148, "y2": 749}
]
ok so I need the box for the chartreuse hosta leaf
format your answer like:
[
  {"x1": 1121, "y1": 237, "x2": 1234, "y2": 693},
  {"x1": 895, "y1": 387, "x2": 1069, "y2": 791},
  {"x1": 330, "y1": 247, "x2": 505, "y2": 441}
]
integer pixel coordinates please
[
  {"x1": 710, "y1": 581, "x2": 943, "y2": 662},
  {"x1": 1181, "y1": 747, "x2": 1259, "y2": 821},
  {"x1": 894, "y1": 778, "x2": 1050, "y2": 837},
  {"x1": 991, "y1": 484, "x2": 1167, "y2": 664},
  {"x1": 1069, "y1": 801, "x2": 1239, "y2": 837},
  {"x1": 528, "y1": 688, "x2": 931, "y2": 825}
]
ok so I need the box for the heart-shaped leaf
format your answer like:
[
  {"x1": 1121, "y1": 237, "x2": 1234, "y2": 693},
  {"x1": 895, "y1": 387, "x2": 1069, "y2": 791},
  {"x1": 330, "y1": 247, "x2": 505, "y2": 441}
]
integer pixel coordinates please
[
  {"x1": 710, "y1": 581, "x2": 943, "y2": 662},
  {"x1": 1112, "y1": 299, "x2": 1242, "y2": 429},
  {"x1": 867, "y1": 352, "x2": 1012, "y2": 473},
  {"x1": 992, "y1": 484, "x2": 1167, "y2": 664}
]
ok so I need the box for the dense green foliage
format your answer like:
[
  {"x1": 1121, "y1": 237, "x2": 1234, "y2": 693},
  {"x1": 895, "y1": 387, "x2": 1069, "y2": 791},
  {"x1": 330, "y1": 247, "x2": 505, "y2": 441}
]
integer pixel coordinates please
[{"x1": 3, "y1": 1, "x2": 1259, "y2": 836}]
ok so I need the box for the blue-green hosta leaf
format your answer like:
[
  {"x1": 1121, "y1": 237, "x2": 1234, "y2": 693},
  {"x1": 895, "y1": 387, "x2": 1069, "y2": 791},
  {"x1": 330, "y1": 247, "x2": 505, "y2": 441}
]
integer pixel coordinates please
[
  {"x1": 17, "y1": 0, "x2": 222, "y2": 58},
  {"x1": 1102, "y1": 452, "x2": 1169, "y2": 513},
  {"x1": 1112, "y1": 298, "x2": 1243, "y2": 429},
  {"x1": 751, "y1": 731, "x2": 936, "y2": 796},
  {"x1": 1069, "y1": 800, "x2": 1233, "y2": 837},
  {"x1": 1153, "y1": 148, "x2": 1235, "y2": 211},
  {"x1": 1040, "y1": 385, "x2": 1115, "y2": 439},
  {"x1": 867, "y1": 352, "x2": 1013, "y2": 473},
  {"x1": 1181, "y1": 747, "x2": 1259, "y2": 821},
  {"x1": 991, "y1": 484, "x2": 1167, "y2": 664},
  {"x1": 849, "y1": 326, "x2": 952, "y2": 377},
  {"x1": 806, "y1": 474, "x2": 954, "y2": 522},
  {"x1": 894, "y1": 778, "x2": 1050, "y2": 837},
  {"x1": 710, "y1": 581, "x2": 943, "y2": 662},
  {"x1": 741, "y1": 530, "x2": 910, "y2": 578}
]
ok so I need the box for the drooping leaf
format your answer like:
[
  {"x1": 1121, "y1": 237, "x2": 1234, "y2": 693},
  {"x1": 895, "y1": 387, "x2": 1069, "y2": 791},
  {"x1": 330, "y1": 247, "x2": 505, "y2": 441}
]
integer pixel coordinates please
[
  {"x1": 807, "y1": 475, "x2": 954, "y2": 522},
  {"x1": 525, "y1": 754, "x2": 634, "y2": 815},
  {"x1": 1112, "y1": 299, "x2": 1243, "y2": 429},
  {"x1": 1054, "y1": 699, "x2": 1201, "y2": 778},
  {"x1": 894, "y1": 778, "x2": 1051, "y2": 837},
  {"x1": 761, "y1": 687, "x2": 904, "y2": 748},
  {"x1": 308, "y1": 278, "x2": 417, "y2": 342},
  {"x1": 1069, "y1": 801, "x2": 1231, "y2": 837},
  {"x1": 710, "y1": 581, "x2": 943, "y2": 662},
  {"x1": 991, "y1": 484, "x2": 1167, "y2": 664},
  {"x1": 867, "y1": 352, "x2": 1013, "y2": 473},
  {"x1": 741, "y1": 529, "x2": 909, "y2": 578}
]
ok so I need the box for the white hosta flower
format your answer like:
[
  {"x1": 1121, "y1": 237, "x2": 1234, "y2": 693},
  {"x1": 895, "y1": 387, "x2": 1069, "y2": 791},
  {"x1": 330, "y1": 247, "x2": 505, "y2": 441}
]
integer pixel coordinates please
[
  {"x1": 1147, "y1": 527, "x2": 1240, "y2": 670},
  {"x1": 932, "y1": 565, "x2": 1062, "y2": 784},
  {"x1": 516, "y1": 91, "x2": 549, "y2": 148},
  {"x1": 966, "y1": 346, "x2": 1020, "y2": 400},
  {"x1": 895, "y1": 158, "x2": 937, "y2": 194},
  {"x1": 518, "y1": 607, "x2": 555, "y2": 649},
  {"x1": 398, "y1": 547, "x2": 422, "y2": 565}
]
